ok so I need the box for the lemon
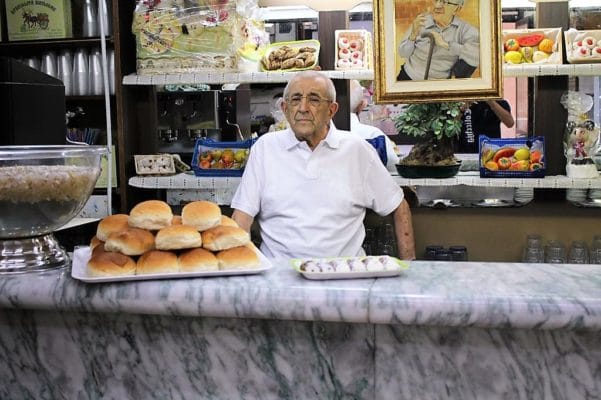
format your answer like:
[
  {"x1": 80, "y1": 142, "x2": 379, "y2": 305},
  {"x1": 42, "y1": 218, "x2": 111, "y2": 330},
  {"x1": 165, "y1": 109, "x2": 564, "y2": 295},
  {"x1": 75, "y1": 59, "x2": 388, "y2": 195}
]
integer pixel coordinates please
[
  {"x1": 504, "y1": 51, "x2": 523, "y2": 64},
  {"x1": 514, "y1": 148, "x2": 530, "y2": 161}
]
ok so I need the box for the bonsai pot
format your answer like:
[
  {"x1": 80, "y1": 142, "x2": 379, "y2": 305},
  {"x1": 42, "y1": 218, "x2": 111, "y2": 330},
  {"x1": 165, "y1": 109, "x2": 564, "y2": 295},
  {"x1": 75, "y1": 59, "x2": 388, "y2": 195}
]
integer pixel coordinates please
[{"x1": 395, "y1": 161, "x2": 462, "y2": 179}]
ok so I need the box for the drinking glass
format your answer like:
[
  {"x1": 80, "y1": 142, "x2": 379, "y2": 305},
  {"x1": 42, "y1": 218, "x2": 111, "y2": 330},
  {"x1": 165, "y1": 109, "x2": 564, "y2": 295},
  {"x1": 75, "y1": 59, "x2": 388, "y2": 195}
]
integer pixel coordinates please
[
  {"x1": 545, "y1": 240, "x2": 567, "y2": 264},
  {"x1": 57, "y1": 50, "x2": 73, "y2": 96},
  {"x1": 40, "y1": 51, "x2": 58, "y2": 78},
  {"x1": 89, "y1": 49, "x2": 104, "y2": 95},
  {"x1": 522, "y1": 234, "x2": 544, "y2": 263},
  {"x1": 73, "y1": 48, "x2": 89, "y2": 96},
  {"x1": 590, "y1": 235, "x2": 601, "y2": 264},
  {"x1": 568, "y1": 240, "x2": 589, "y2": 264}
]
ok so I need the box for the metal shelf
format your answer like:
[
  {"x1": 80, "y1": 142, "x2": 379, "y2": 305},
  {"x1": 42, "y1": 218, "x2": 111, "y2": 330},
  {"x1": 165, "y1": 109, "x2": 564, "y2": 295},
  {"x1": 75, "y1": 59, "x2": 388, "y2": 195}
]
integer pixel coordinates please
[
  {"x1": 122, "y1": 64, "x2": 601, "y2": 85},
  {"x1": 122, "y1": 69, "x2": 375, "y2": 85},
  {"x1": 503, "y1": 63, "x2": 601, "y2": 77},
  {"x1": 129, "y1": 172, "x2": 601, "y2": 190}
]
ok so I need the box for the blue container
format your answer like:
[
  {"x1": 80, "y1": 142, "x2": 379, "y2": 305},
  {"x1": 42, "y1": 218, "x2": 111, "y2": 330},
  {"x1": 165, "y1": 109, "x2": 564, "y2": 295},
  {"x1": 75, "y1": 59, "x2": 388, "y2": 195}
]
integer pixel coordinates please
[
  {"x1": 191, "y1": 137, "x2": 256, "y2": 177},
  {"x1": 479, "y1": 135, "x2": 546, "y2": 178}
]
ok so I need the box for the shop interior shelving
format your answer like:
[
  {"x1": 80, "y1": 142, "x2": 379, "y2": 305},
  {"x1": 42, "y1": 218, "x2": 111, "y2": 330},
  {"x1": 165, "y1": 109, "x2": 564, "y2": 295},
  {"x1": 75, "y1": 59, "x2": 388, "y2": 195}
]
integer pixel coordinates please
[
  {"x1": 128, "y1": 172, "x2": 601, "y2": 191},
  {"x1": 124, "y1": 62, "x2": 601, "y2": 194},
  {"x1": 121, "y1": 63, "x2": 601, "y2": 86}
]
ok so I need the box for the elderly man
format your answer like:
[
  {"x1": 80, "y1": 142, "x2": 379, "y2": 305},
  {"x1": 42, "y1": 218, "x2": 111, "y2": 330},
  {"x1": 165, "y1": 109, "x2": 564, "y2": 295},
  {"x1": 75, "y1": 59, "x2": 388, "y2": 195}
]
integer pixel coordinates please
[
  {"x1": 397, "y1": 0, "x2": 479, "y2": 80},
  {"x1": 231, "y1": 71, "x2": 415, "y2": 261}
]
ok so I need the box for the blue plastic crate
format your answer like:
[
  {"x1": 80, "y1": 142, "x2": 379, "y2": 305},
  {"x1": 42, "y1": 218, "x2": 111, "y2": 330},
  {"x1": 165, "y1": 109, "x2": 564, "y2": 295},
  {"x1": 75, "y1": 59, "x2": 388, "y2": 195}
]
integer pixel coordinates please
[
  {"x1": 191, "y1": 138, "x2": 256, "y2": 177},
  {"x1": 479, "y1": 135, "x2": 546, "y2": 178}
]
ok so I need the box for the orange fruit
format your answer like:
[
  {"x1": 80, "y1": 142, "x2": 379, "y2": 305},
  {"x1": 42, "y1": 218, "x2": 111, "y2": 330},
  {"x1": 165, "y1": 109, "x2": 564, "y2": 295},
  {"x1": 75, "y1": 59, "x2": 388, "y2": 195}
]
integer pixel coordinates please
[
  {"x1": 485, "y1": 161, "x2": 499, "y2": 171},
  {"x1": 538, "y1": 38, "x2": 554, "y2": 54},
  {"x1": 497, "y1": 157, "x2": 512, "y2": 170}
]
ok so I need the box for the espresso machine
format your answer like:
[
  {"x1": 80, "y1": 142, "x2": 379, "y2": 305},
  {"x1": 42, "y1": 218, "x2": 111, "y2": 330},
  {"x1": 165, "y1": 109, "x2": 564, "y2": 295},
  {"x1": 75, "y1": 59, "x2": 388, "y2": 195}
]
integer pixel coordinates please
[{"x1": 154, "y1": 86, "x2": 251, "y2": 164}]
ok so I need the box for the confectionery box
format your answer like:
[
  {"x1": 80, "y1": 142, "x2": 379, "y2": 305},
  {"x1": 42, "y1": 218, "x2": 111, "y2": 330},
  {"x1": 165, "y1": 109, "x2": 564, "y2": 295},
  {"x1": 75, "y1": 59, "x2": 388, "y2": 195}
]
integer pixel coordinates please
[
  {"x1": 502, "y1": 28, "x2": 563, "y2": 65},
  {"x1": 334, "y1": 29, "x2": 372, "y2": 70},
  {"x1": 565, "y1": 29, "x2": 601, "y2": 63},
  {"x1": 5, "y1": 0, "x2": 72, "y2": 41}
]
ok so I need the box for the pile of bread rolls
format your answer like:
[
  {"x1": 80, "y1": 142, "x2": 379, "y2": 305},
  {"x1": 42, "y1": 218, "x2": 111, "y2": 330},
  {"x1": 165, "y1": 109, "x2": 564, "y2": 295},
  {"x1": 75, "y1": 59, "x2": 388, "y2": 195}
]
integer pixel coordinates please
[{"x1": 88, "y1": 200, "x2": 260, "y2": 277}]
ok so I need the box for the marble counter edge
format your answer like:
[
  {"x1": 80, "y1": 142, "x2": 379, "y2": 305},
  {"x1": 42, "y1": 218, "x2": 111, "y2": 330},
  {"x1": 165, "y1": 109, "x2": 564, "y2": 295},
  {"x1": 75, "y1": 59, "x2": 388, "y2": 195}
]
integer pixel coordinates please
[{"x1": 1, "y1": 261, "x2": 601, "y2": 331}]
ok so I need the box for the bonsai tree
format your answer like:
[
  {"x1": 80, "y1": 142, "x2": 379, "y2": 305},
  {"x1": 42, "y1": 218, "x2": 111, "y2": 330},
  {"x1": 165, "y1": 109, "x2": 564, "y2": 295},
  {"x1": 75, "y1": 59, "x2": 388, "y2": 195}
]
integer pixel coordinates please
[{"x1": 393, "y1": 102, "x2": 464, "y2": 166}]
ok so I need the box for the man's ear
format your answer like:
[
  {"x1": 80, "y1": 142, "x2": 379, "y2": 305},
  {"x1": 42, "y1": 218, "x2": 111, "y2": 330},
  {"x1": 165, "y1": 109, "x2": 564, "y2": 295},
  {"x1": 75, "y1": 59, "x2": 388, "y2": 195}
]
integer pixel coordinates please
[{"x1": 329, "y1": 101, "x2": 339, "y2": 117}]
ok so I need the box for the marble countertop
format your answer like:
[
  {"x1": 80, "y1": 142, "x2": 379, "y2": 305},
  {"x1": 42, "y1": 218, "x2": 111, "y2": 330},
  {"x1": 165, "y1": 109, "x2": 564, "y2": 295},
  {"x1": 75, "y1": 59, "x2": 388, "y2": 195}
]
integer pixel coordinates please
[{"x1": 1, "y1": 260, "x2": 601, "y2": 331}]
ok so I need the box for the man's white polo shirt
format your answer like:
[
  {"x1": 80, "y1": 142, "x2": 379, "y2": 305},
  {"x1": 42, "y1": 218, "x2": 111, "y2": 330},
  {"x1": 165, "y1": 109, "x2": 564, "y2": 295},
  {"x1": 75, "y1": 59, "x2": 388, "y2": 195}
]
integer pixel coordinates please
[{"x1": 231, "y1": 125, "x2": 403, "y2": 260}]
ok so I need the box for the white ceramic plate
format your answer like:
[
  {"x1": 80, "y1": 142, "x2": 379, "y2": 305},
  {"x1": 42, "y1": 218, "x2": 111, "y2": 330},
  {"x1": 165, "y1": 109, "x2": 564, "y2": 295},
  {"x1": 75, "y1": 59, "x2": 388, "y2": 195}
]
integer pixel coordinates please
[
  {"x1": 71, "y1": 246, "x2": 273, "y2": 283},
  {"x1": 291, "y1": 256, "x2": 409, "y2": 280}
]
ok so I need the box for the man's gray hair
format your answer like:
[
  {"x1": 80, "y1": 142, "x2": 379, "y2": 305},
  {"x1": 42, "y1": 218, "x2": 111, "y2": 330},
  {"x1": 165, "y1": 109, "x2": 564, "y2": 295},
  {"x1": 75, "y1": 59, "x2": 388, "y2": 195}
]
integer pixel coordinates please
[
  {"x1": 283, "y1": 71, "x2": 337, "y2": 101},
  {"x1": 349, "y1": 80, "x2": 365, "y2": 113}
]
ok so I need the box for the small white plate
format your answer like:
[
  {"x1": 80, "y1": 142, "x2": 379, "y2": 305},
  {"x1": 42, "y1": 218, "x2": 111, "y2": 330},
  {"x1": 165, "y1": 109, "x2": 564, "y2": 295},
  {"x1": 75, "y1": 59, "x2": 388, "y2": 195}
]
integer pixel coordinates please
[
  {"x1": 291, "y1": 256, "x2": 409, "y2": 280},
  {"x1": 71, "y1": 246, "x2": 273, "y2": 283}
]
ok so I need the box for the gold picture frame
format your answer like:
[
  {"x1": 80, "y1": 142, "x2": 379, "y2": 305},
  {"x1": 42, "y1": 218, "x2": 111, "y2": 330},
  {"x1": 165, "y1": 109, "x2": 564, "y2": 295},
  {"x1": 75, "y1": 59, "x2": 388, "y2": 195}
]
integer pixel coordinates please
[{"x1": 373, "y1": 0, "x2": 503, "y2": 103}]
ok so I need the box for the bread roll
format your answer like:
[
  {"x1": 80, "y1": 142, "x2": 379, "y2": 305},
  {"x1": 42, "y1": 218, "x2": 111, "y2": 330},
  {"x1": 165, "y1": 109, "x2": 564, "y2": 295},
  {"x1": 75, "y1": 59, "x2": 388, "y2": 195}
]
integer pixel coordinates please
[
  {"x1": 90, "y1": 236, "x2": 104, "y2": 250},
  {"x1": 220, "y1": 215, "x2": 238, "y2": 227},
  {"x1": 217, "y1": 246, "x2": 260, "y2": 270},
  {"x1": 201, "y1": 225, "x2": 250, "y2": 251},
  {"x1": 181, "y1": 201, "x2": 221, "y2": 231},
  {"x1": 137, "y1": 250, "x2": 179, "y2": 274},
  {"x1": 171, "y1": 215, "x2": 182, "y2": 225},
  {"x1": 155, "y1": 225, "x2": 202, "y2": 250},
  {"x1": 129, "y1": 200, "x2": 173, "y2": 230},
  {"x1": 104, "y1": 228, "x2": 155, "y2": 256},
  {"x1": 96, "y1": 214, "x2": 129, "y2": 241},
  {"x1": 87, "y1": 250, "x2": 136, "y2": 277},
  {"x1": 178, "y1": 248, "x2": 219, "y2": 272}
]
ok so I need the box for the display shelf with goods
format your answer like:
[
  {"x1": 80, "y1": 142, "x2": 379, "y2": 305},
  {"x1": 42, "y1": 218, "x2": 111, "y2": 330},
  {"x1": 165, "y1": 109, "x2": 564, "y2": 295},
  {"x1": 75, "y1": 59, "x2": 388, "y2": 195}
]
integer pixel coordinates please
[{"x1": 0, "y1": 0, "x2": 134, "y2": 214}]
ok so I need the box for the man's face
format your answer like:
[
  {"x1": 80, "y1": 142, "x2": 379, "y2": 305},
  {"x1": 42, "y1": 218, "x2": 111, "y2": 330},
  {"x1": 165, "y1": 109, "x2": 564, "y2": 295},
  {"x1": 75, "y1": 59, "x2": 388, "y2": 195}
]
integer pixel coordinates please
[
  {"x1": 432, "y1": 0, "x2": 462, "y2": 26},
  {"x1": 281, "y1": 76, "x2": 338, "y2": 145}
]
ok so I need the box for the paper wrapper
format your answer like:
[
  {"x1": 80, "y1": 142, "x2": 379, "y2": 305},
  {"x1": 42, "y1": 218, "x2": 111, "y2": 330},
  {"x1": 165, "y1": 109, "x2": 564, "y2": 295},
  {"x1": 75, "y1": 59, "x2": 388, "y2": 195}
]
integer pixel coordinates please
[{"x1": 132, "y1": 1, "x2": 244, "y2": 74}]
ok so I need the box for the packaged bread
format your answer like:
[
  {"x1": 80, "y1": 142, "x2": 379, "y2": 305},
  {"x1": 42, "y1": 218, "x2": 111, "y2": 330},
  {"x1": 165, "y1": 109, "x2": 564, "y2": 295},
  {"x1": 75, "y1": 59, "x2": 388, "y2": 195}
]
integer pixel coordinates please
[
  {"x1": 129, "y1": 200, "x2": 173, "y2": 230},
  {"x1": 201, "y1": 225, "x2": 250, "y2": 251},
  {"x1": 260, "y1": 40, "x2": 320, "y2": 72}
]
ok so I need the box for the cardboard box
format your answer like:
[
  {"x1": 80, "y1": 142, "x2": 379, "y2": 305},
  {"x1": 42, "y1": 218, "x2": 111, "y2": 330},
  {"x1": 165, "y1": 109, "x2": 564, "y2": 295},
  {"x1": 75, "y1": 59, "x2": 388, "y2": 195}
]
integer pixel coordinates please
[
  {"x1": 335, "y1": 29, "x2": 372, "y2": 70},
  {"x1": 565, "y1": 29, "x2": 601, "y2": 64},
  {"x1": 5, "y1": 0, "x2": 72, "y2": 41},
  {"x1": 502, "y1": 28, "x2": 563, "y2": 65}
]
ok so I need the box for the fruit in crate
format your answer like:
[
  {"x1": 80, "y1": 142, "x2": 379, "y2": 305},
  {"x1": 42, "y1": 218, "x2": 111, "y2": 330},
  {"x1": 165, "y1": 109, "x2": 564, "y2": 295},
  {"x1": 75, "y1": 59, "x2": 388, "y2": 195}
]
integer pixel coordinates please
[
  {"x1": 197, "y1": 148, "x2": 247, "y2": 169},
  {"x1": 504, "y1": 51, "x2": 522, "y2": 64},
  {"x1": 504, "y1": 38, "x2": 520, "y2": 52},
  {"x1": 497, "y1": 157, "x2": 512, "y2": 170},
  {"x1": 517, "y1": 33, "x2": 544, "y2": 47},
  {"x1": 513, "y1": 147, "x2": 530, "y2": 161}
]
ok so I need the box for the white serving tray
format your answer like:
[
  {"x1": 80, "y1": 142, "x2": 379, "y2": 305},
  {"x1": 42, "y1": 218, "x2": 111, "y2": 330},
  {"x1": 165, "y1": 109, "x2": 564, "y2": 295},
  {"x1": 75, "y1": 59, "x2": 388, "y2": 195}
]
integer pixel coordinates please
[
  {"x1": 291, "y1": 256, "x2": 409, "y2": 280},
  {"x1": 71, "y1": 246, "x2": 272, "y2": 283}
]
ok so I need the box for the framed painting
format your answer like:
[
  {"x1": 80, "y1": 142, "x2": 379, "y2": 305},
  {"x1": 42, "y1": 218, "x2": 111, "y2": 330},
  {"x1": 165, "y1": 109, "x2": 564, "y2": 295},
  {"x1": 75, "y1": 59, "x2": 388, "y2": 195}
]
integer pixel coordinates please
[{"x1": 373, "y1": 0, "x2": 503, "y2": 103}]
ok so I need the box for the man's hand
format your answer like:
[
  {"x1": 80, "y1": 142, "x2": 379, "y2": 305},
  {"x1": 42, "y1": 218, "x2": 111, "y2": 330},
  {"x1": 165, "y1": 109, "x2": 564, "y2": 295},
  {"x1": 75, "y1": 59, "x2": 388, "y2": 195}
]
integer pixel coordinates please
[
  {"x1": 430, "y1": 31, "x2": 449, "y2": 49},
  {"x1": 409, "y1": 13, "x2": 427, "y2": 41}
]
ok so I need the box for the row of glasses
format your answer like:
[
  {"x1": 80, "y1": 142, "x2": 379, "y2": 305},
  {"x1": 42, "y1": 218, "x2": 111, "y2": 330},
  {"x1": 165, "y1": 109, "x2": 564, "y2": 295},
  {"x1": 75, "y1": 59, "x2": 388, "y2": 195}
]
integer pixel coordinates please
[
  {"x1": 523, "y1": 234, "x2": 601, "y2": 264},
  {"x1": 21, "y1": 47, "x2": 115, "y2": 96}
]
